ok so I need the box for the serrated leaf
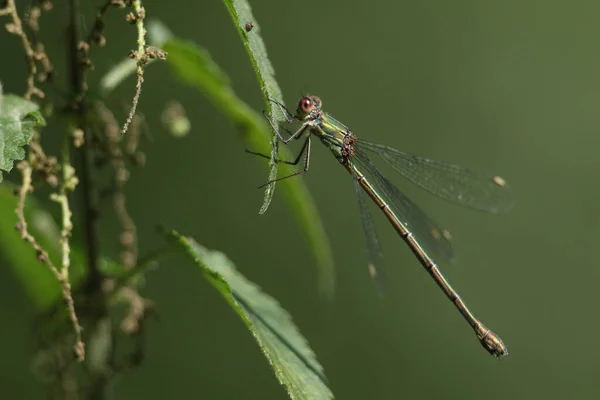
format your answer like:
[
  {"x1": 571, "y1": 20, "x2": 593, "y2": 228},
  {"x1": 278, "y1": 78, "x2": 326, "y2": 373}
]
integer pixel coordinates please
[
  {"x1": 147, "y1": 21, "x2": 336, "y2": 296},
  {"x1": 0, "y1": 94, "x2": 46, "y2": 182},
  {"x1": 221, "y1": 0, "x2": 283, "y2": 213},
  {"x1": 166, "y1": 229, "x2": 334, "y2": 400}
]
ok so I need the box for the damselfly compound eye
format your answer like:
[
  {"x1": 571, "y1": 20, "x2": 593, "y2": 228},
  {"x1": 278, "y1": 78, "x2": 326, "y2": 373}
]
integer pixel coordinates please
[{"x1": 299, "y1": 97, "x2": 312, "y2": 112}]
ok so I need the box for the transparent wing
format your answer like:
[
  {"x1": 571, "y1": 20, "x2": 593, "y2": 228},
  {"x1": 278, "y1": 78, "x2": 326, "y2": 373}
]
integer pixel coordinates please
[
  {"x1": 357, "y1": 140, "x2": 513, "y2": 213},
  {"x1": 353, "y1": 174, "x2": 386, "y2": 294},
  {"x1": 353, "y1": 150, "x2": 455, "y2": 263}
]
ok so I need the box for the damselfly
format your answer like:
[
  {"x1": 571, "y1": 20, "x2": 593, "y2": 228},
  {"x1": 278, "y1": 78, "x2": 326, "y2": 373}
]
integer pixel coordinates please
[{"x1": 249, "y1": 96, "x2": 512, "y2": 358}]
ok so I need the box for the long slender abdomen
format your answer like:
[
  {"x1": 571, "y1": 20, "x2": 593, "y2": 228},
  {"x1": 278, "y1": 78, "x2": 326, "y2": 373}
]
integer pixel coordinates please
[{"x1": 346, "y1": 164, "x2": 508, "y2": 358}]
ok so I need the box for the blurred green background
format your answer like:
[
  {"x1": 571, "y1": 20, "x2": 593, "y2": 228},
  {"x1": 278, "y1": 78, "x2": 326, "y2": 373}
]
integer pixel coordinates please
[{"x1": 2, "y1": 0, "x2": 600, "y2": 398}]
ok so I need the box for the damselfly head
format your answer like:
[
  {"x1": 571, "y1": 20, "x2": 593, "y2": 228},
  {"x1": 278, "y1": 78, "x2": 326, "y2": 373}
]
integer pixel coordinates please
[{"x1": 296, "y1": 96, "x2": 322, "y2": 118}]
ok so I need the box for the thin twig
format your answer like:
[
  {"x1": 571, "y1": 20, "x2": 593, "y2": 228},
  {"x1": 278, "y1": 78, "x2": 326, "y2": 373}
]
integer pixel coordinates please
[
  {"x1": 121, "y1": 1, "x2": 149, "y2": 136},
  {"x1": 95, "y1": 102, "x2": 139, "y2": 269},
  {"x1": 25, "y1": 3, "x2": 54, "y2": 83},
  {"x1": 16, "y1": 161, "x2": 84, "y2": 361},
  {"x1": 14, "y1": 162, "x2": 58, "y2": 277},
  {"x1": 0, "y1": 0, "x2": 45, "y2": 99},
  {"x1": 118, "y1": 287, "x2": 152, "y2": 334},
  {"x1": 67, "y1": 0, "x2": 102, "y2": 291},
  {"x1": 50, "y1": 137, "x2": 84, "y2": 361},
  {"x1": 84, "y1": 0, "x2": 120, "y2": 46},
  {"x1": 76, "y1": 0, "x2": 125, "y2": 102}
]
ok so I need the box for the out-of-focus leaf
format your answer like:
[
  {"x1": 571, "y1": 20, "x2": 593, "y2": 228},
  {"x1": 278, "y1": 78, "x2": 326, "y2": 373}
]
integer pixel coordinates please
[
  {"x1": 99, "y1": 58, "x2": 139, "y2": 96},
  {"x1": 166, "y1": 229, "x2": 334, "y2": 399},
  {"x1": 0, "y1": 93, "x2": 45, "y2": 182}
]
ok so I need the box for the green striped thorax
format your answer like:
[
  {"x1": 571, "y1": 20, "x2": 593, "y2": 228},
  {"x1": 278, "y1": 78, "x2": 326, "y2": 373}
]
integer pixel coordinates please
[{"x1": 295, "y1": 96, "x2": 349, "y2": 161}]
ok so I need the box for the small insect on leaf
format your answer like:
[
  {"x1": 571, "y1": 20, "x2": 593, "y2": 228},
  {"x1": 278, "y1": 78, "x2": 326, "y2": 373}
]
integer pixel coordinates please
[{"x1": 245, "y1": 21, "x2": 254, "y2": 32}]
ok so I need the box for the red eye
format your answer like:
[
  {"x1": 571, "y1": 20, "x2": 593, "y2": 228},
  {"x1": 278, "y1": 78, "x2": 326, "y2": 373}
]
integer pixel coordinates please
[{"x1": 299, "y1": 97, "x2": 312, "y2": 112}]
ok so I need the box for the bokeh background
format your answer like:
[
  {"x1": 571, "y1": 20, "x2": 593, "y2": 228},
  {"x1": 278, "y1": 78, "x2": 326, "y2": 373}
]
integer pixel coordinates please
[{"x1": 2, "y1": 0, "x2": 600, "y2": 398}]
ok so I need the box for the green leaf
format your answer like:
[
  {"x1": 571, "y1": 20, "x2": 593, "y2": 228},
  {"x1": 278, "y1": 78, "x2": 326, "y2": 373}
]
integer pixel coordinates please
[
  {"x1": 166, "y1": 229, "x2": 334, "y2": 400},
  {"x1": 147, "y1": 21, "x2": 336, "y2": 296},
  {"x1": 0, "y1": 93, "x2": 46, "y2": 182},
  {"x1": 0, "y1": 184, "x2": 86, "y2": 310},
  {"x1": 221, "y1": 0, "x2": 283, "y2": 213}
]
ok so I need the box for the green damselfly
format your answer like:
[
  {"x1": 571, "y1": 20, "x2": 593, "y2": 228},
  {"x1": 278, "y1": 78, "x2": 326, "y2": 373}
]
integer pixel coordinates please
[{"x1": 249, "y1": 95, "x2": 512, "y2": 358}]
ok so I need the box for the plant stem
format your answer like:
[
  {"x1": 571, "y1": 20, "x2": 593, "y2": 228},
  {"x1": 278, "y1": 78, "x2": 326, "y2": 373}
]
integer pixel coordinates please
[
  {"x1": 50, "y1": 137, "x2": 84, "y2": 361},
  {"x1": 67, "y1": 0, "x2": 102, "y2": 292}
]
